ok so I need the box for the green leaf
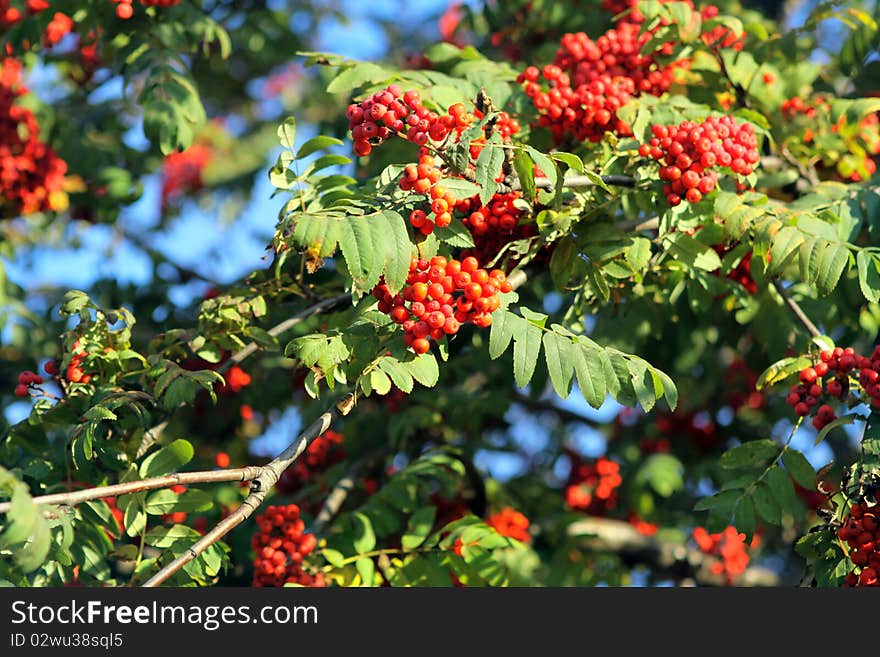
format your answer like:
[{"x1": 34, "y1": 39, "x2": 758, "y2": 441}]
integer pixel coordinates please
[
  {"x1": 752, "y1": 481, "x2": 781, "y2": 524},
  {"x1": 782, "y1": 449, "x2": 816, "y2": 489},
  {"x1": 663, "y1": 233, "x2": 723, "y2": 271},
  {"x1": 512, "y1": 318, "x2": 543, "y2": 388},
  {"x1": 513, "y1": 150, "x2": 537, "y2": 202},
  {"x1": 352, "y1": 512, "x2": 376, "y2": 554},
  {"x1": 765, "y1": 465, "x2": 799, "y2": 516},
  {"x1": 369, "y1": 369, "x2": 392, "y2": 395},
  {"x1": 145, "y1": 524, "x2": 201, "y2": 548},
  {"x1": 402, "y1": 507, "x2": 437, "y2": 551},
  {"x1": 719, "y1": 439, "x2": 778, "y2": 470},
  {"x1": 769, "y1": 226, "x2": 804, "y2": 273},
  {"x1": 693, "y1": 489, "x2": 740, "y2": 513},
  {"x1": 815, "y1": 242, "x2": 850, "y2": 296},
  {"x1": 326, "y1": 62, "x2": 388, "y2": 95},
  {"x1": 525, "y1": 145, "x2": 558, "y2": 189},
  {"x1": 572, "y1": 343, "x2": 607, "y2": 409},
  {"x1": 356, "y1": 557, "x2": 376, "y2": 586},
  {"x1": 378, "y1": 358, "x2": 414, "y2": 393},
  {"x1": 489, "y1": 310, "x2": 517, "y2": 359},
  {"x1": 277, "y1": 117, "x2": 296, "y2": 150},
  {"x1": 296, "y1": 135, "x2": 344, "y2": 160},
  {"x1": 542, "y1": 333, "x2": 575, "y2": 398},
  {"x1": 734, "y1": 496, "x2": 756, "y2": 539},
  {"x1": 475, "y1": 135, "x2": 504, "y2": 205},
  {"x1": 404, "y1": 353, "x2": 439, "y2": 387},
  {"x1": 139, "y1": 439, "x2": 195, "y2": 478},
  {"x1": 857, "y1": 251, "x2": 880, "y2": 303}
]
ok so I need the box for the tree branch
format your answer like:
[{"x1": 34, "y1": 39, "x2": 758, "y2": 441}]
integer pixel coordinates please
[
  {"x1": 568, "y1": 516, "x2": 785, "y2": 586},
  {"x1": 142, "y1": 391, "x2": 357, "y2": 587},
  {"x1": 771, "y1": 278, "x2": 822, "y2": 338},
  {"x1": 0, "y1": 468, "x2": 261, "y2": 514}
]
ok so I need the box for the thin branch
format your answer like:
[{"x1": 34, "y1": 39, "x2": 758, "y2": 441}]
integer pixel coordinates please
[
  {"x1": 568, "y1": 516, "x2": 785, "y2": 586},
  {"x1": 512, "y1": 174, "x2": 637, "y2": 193},
  {"x1": 771, "y1": 278, "x2": 822, "y2": 338},
  {"x1": 0, "y1": 468, "x2": 261, "y2": 514},
  {"x1": 142, "y1": 392, "x2": 357, "y2": 587}
]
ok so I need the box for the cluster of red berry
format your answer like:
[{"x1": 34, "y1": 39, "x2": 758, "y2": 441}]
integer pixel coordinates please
[
  {"x1": 555, "y1": 22, "x2": 678, "y2": 96},
  {"x1": 0, "y1": 58, "x2": 67, "y2": 217},
  {"x1": 251, "y1": 504, "x2": 325, "y2": 587},
  {"x1": 161, "y1": 143, "x2": 213, "y2": 212},
  {"x1": 400, "y1": 149, "x2": 455, "y2": 234},
  {"x1": 276, "y1": 430, "x2": 346, "y2": 496},
  {"x1": 111, "y1": 0, "x2": 179, "y2": 19},
  {"x1": 787, "y1": 346, "x2": 880, "y2": 430},
  {"x1": 692, "y1": 525, "x2": 751, "y2": 583},
  {"x1": 638, "y1": 115, "x2": 759, "y2": 206},
  {"x1": 347, "y1": 86, "x2": 472, "y2": 157},
  {"x1": 456, "y1": 191, "x2": 538, "y2": 267},
  {"x1": 13, "y1": 370, "x2": 43, "y2": 397},
  {"x1": 838, "y1": 500, "x2": 880, "y2": 586},
  {"x1": 564, "y1": 454, "x2": 622, "y2": 514},
  {"x1": 519, "y1": 64, "x2": 636, "y2": 143},
  {"x1": 65, "y1": 340, "x2": 93, "y2": 384},
  {"x1": 372, "y1": 256, "x2": 511, "y2": 354},
  {"x1": 517, "y1": 3, "x2": 689, "y2": 145},
  {"x1": 486, "y1": 507, "x2": 531, "y2": 543}
]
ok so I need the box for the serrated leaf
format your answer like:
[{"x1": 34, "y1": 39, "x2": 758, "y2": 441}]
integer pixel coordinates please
[
  {"x1": 752, "y1": 481, "x2": 780, "y2": 524},
  {"x1": 475, "y1": 135, "x2": 504, "y2": 205},
  {"x1": 769, "y1": 226, "x2": 804, "y2": 273},
  {"x1": 404, "y1": 353, "x2": 439, "y2": 387},
  {"x1": 815, "y1": 242, "x2": 850, "y2": 296},
  {"x1": 369, "y1": 369, "x2": 392, "y2": 395},
  {"x1": 572, "y1": 343, "x2": 607, "y2": 409},
  {"x1": 542, "y1": 333, "x2": 574, "y2": 398},
  {"x1": 378, "y1": 359, "x2": 414, "y2": 393},
  {"x1": 489, "y1": 310, "x2": 517, "y2": 359},
  {"x1": 663, "y1": 233, "x2": 723, "y2": 271},
  {"x1": 719, "y1": 439, "x2": 778, "y2": 470},
  {"x1": 513, "y1": 318, "x2": 543, "y2": 388}
]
